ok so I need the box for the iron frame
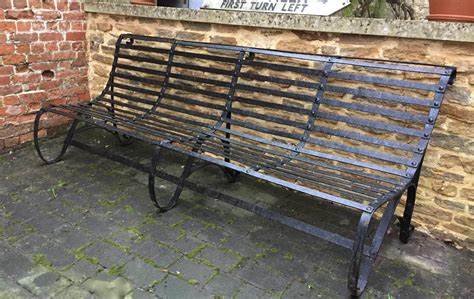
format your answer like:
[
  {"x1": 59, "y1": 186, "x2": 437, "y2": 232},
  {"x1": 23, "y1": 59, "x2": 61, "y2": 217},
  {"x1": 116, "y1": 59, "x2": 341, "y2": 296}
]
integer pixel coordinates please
[{"x1": 32, "y1": 34, "x2": 456, "y2": 297}]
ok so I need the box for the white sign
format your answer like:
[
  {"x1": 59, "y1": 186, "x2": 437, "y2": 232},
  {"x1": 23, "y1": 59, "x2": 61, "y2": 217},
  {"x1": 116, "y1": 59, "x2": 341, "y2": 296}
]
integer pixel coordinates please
[{"x1": 201, "y1": 0, "x2": 350, "y2": 16}]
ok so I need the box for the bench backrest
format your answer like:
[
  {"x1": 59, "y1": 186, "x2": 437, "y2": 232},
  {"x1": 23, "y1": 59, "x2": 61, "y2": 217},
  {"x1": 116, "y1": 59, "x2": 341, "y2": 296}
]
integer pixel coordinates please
[{"x1": 99, "y1": 34, "x2": 456, "y2": 201}]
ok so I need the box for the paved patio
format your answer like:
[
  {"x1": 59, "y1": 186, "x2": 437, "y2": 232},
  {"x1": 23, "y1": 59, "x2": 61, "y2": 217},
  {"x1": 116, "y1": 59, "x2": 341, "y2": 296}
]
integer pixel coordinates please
[{"x1": 0, "y1": 128, "x2": 472, "y2": 298}]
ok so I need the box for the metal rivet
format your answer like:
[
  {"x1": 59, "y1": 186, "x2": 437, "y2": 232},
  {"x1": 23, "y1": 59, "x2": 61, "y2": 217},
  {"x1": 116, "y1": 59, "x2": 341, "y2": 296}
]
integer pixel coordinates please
[
  {"x1": 428, "y1": 117, "x2": 434, "y2": 122},
  {"x1": 307, "y1": 124, "x2": 312, "y2": 129},
  {"x1": 228, "y1": 95, "x2": 232, "y2": 99},
  {"x1": 438, "y1": 86, "x2": 444, "y2": 91},
  {"x1": 433, "y1": 102, "x2": 439, "y2": 107},
  {"x1": 319, "y1": 84, "x2": 324, "y2": 90},
  {"x1": 418, "y1": 147, "x2": 423, "y2": 152},
  {"x1": 323, "y1": 70, "x2": 328, "y2": 77},
  {"x1": 406, "y1": 173, "x2": 412, "y2": 178},
  {"x1": 411, "y1": 161, "x2": 417, "y2": 166},
  {"x1": 311, "y1": 111, "x2": 316, "y2": 116},
  {"x1": 424, "y1": 133, "x2": 429, "y2": 137}
]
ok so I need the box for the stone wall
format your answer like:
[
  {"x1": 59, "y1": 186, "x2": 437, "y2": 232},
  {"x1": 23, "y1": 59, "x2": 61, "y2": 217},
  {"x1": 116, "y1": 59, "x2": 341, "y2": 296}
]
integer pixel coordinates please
[
  {"x1": 0, "y1": 0, "x2": 90, "y2": 152},
  {"x1": 86, "y1": 13, "x2": 473, "y2": 249}
]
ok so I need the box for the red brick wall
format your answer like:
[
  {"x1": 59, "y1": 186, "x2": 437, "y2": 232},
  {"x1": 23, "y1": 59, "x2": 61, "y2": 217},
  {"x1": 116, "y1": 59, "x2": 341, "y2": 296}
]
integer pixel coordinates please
[{"x1": 0, "y1": 0, "x2": 89, "y2": 152}]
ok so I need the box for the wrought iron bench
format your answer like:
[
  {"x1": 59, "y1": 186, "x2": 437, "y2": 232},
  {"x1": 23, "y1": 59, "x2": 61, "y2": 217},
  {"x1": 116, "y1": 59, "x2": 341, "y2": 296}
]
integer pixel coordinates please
[{"x1": 33, "y1": 34, "x2": 456, "y2": 296}]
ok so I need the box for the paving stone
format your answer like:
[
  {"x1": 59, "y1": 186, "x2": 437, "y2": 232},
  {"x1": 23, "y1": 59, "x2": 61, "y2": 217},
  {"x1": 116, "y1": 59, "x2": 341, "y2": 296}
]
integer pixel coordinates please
[
  {"x1": 169, "y1": 258, "x2": 215, "y2": 286},
  {"x1": 153, "y1": 275, "x2": 210, "y2": 299},
  {"x1": 0, "y1": 276, "x2": 32, "y2": 298},
  {"x1": 50, "y1": 223, "x2": 96, "y2": 249},
  {"x1": 125, "y1": 288, "x2": 158, "y2": 299},
  {"x1": 233, "y1": 260, "x2": 289, "y2": 293},
  {"x1": 36, "y1": 241, "x2": 77, "y2": 269},
  {"x1": 123, "y1": 258, "x2": 167, "y2": 289},
  {"x1": 173, "y1": 236, "x2": 204, "y2": 255},
  {"x1": 197, "y1": 245, "x2": 240, "y2": 272},
  {"x1": 131, "y1": 240, "x2": 181, "y2": 268},
  {"x1": 140, "y1": 223, "x2": 182, "y2": 244},
  {"x1": 0, "y1": 250, "x2": 34, "y2": 278},
  {"x1": 62, "y1": 259, "x2": 102, "y2": 284},
  {"x1": 204, "y1": 273, "x2": 242, "y2": 297},
  {"x1": 283, "y1": 279, "x2": 329, "y2": 298},
  {"x1": 235, "y1": 282, "x2": 272, "y2": 299},
  {"x1": 84, "y1": 241, "x2": 133, "y2": 269},
  {"x1": 17, "y1": 267, "x2": 72, "y2": 297},
  {"x1": 55, "y1": 285, "x2": 95, "y2": 299}
]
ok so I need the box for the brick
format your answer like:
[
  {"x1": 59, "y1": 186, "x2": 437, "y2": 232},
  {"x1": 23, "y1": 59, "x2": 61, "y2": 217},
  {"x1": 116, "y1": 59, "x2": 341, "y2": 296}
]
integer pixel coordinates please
[
  {"x1": 69, "y1": 1, "x2": 80, "y2": 10},
  {"x1": 59, "y1": 42, "x2": 71, "y2": 51},
  {"x1": 70, "y1": 21, "x2": 83, "y2": 31},
  {"x1": 15, "y1": 63, "x2": 29, "y2": 72},
  {"x1": 12, "y1": 0, "x2": 27, "y2": 9},
  {"x1": 39, "y1": 79, "x2": 61, "y2": 90},
  {"x1": 34, "y1": 10, "x2": 61, "y2": 20},
  {"x1": 71, "y1": 41, "x2": 84, "y2": 51},
  {"x1": 3, "y1": 54, "x2": 26, "y2": 65},
  {"x1": 0, "y1": 21, "x2": 16, "y2": 32},
  {"x1": 30, "y1": 61, "x2": 57, "y2": 71},
  {"x1": 19, "y1": 91, "x2": 47, "y2": 103},
  {"x1": 5, "y1": 9, "x2": 34, "y2": 19},
  {"x1": 45, "y1": 42, "x2": 58, "y2": 51},
  {"x1": 39, "y1": 32, "x2": 63, "y2": 42},
  {"x1": 6, "y1": 105, "x2": 22, "y2": 115},
  {"x1": 65, "y1": 31, "x2": 85, "y2": 41},
  {"x1": 12, "y1": 32, "x2": 38, "y2": 43},
  {"x1": 19, "y1": 132, "x2": 33, "y2": 143},
  {"x1": 0, "y1": 0, "x2": 12, "y2": 9},
  {"x1": 3, "y1": 95, "x2": 20, "y2": 105},
  {"x1": 0, "y1": 33, "x2": 7, "y2": 44},
  {"x1": 28, "y1": 53, "x2": 53, "y2": 63},
  {"x1": 31, "y1": 42, "x2": 45, "y2": 53},
  {"x1": 0, "y1": 76, "x2": 10, "y2": 86},
  {"x1": 0, "y1": 84, "x2": 21, "y2": 96},
  {"x1": 0, "y1": 44, "x2": 15, "y2": 55},
  {"x1": 31, "y1": 21, "x2": 45, "y2": 31},
  {"x1": 15, "y1": 44, "x2": 30, "y2": 54},
  {"x1": 16, "y1": 21, "x2": 31, "y2": 31},
  {"x1": 4, "y1": 136, "x2": 20, "y2": 148},
  {"x1": 63, "y1": 11, "x2": 84, "y2": 20},
  {"x1": 0, "y1": 65, "x2": 14, "y2": 76},
  {"x1": 28, "y1": 0, "x2": 41, "y2": 8},
  {"x1": 12, "y1": 73, "x2": 41, "y2": 84}
]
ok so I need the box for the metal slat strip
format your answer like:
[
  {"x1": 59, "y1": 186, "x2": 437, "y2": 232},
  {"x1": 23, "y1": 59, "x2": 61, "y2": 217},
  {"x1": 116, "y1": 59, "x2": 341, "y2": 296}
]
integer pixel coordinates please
[
  {"x1": 330, "y1": 71, "x2": 437, "y2": 91},
  {"x1": 321, "y1": 98, "x2": 427, "y2": 123},
  {"x1": 326, "y1": 85, "x2": 431, "y2": 107}
]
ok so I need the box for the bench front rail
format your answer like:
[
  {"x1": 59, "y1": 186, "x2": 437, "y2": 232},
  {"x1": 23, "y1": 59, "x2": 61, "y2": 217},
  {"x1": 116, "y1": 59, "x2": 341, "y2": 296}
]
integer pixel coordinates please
[{"x1": 33, "y1": 34, "x2": 456, "y2": 297}]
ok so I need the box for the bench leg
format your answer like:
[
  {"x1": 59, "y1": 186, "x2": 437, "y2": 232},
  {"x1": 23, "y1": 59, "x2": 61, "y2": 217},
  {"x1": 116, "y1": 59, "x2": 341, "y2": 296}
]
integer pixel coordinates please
[
  {"x1": 348, "y1": 196, "x2": 401, "y2": 297},
  {"x1": 399, "y1": 182, "x2": 417, "y2": 243},
  {"x1": 34, "y1": 108, "x2": 79, "y2": 165},
  {"x1": 399, "y1": 167, "x2": 420, "y2": 243},
  {"x1": 348, "y1": 211, "x2": 372, "y2": 297},
  {"x1": 149, "y1": 146, "x2": 197, "y2": 212}
]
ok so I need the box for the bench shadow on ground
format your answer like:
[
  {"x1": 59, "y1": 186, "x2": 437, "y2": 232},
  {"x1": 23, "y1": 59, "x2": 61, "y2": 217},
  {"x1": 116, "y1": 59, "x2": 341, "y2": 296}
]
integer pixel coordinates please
[{"x1": 0, "y1": 128, "x2": 472, "y2": 298}]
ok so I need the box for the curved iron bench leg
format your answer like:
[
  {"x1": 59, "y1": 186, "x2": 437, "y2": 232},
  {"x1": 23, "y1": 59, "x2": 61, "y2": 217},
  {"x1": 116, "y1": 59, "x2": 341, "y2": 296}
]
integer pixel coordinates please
[
  {"x1": 149, "y1": 138, "x2": 207, "y2": 212},
  {"x1": 348, "y1": 211, "x2": 372, "y2": 297},
  {"x1": 348, "y1": 196, "x2": 401, "y2": 297},
  {"x1": 149, "y1": 146, "x2": 176, "y2": 212},
  {"x1": 34, "y1": 108, "x2": 79, "y2": 165},
  {"x1": 399, "y1": 182, "x2": 417, "y2": 243}
]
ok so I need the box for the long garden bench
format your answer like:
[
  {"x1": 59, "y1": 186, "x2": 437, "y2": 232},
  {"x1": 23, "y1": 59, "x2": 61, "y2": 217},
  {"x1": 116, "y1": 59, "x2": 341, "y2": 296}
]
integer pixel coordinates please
[{"x1": 33, "y1": 34, "x2": 456, "y2": 296}]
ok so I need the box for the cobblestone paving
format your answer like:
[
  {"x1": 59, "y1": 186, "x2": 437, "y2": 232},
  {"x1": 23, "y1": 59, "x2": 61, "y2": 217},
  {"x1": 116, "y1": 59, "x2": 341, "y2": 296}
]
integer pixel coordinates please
[{"x1": 1, "y1": 128, "x2": 473, "y2": 298}]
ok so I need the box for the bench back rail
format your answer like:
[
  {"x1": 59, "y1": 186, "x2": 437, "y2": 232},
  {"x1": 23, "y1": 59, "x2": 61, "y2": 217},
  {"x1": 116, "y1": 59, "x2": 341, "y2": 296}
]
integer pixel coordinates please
[{"x1": 91, "y1": 34, "x2": 455, "y2": 210}]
